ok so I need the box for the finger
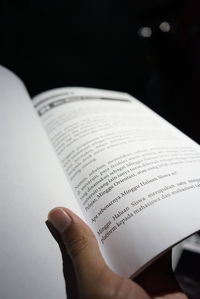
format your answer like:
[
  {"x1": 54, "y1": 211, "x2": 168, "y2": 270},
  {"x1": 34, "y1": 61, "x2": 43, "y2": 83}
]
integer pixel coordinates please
[
  {"x1": 48, "y1": 207, "x2": 114, "y2": 296},
  {"x1": 48, "y1": 207, "x2": 152, "y2": 299},
  {"x1": 46, "y1": 220, "x2": 79, "y2": 299}
]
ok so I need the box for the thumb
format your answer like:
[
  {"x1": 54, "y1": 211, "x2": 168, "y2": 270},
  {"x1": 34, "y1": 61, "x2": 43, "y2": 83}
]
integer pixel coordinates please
[{"x1": 48, "y1": 207, "x2": 113, "y2": 296}]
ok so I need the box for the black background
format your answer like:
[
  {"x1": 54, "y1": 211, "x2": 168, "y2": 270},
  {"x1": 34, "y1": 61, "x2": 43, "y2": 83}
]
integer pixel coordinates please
[{"x1": 1, "y1": 0, "x2": 200, "y2": 142}]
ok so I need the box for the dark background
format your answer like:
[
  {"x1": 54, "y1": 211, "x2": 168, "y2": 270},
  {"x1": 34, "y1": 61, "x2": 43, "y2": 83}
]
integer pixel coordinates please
[{"x1": 0, "y1": 0, "x2": 200, "y2": 143}]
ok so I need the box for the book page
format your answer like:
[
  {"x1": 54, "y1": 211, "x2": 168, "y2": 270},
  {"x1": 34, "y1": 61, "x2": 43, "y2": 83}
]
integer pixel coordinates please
[
  {"x1": 0, "y1": 67, "x2": 84, "y2": 299},
  {"x1": 33, "y1": 87, "x2": 200, "y2": 277}
]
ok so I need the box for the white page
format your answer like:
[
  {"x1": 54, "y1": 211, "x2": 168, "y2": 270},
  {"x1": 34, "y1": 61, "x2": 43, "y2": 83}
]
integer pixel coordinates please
[
  {"x1": 0, "y1": 66, "x2": 84, "y2": 299},
  {"x1": 33, "y1": 87, "x2": 200, "y2": 277}
]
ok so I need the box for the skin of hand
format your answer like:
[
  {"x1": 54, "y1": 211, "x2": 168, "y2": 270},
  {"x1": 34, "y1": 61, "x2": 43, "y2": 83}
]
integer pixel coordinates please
[{"x1": 47, "y1": 207, "x2": 188, "y2": 299}]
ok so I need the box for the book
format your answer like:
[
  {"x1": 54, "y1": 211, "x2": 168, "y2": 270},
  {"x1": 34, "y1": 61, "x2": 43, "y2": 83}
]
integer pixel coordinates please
[{"x1": 1, "y1": 65, "x2": 200, "y2": 299}]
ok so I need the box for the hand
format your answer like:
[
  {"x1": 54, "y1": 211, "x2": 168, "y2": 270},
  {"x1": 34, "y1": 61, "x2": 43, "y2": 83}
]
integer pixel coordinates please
[{"x1": 47, "y1": 207, "x2": 187, "y2": 299}]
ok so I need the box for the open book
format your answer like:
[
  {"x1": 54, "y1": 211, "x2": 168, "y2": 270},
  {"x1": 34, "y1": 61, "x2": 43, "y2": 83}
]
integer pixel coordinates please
[{"x1": 1, "y1": 65, "x2": 200, "y2": 299}]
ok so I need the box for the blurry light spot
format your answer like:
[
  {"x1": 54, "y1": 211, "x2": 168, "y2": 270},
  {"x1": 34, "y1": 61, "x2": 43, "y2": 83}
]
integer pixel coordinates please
[
  {"x1": 159, "y1": 22, "x2": 171, "y2": 32},
  {"x1": 138, "y1": 27, "x2": 152, "y2": 38}
]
